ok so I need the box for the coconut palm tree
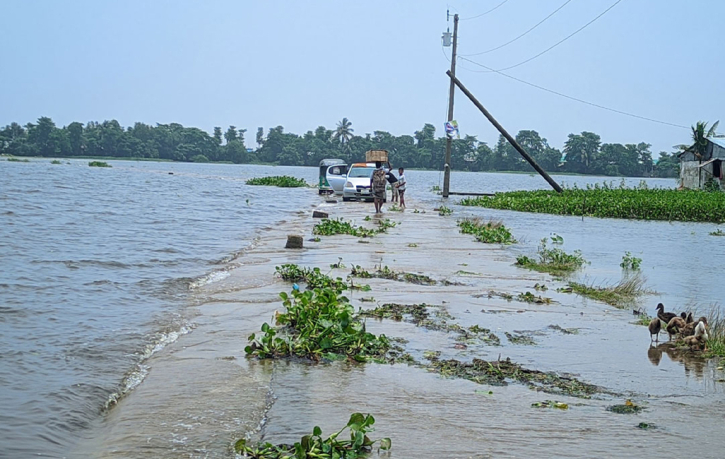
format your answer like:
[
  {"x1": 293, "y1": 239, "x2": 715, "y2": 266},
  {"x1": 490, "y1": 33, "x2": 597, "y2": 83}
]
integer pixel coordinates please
[
  {"x1": 675, "y1": 121, "x2": 722, "y2": 159},
  {"x1": 332, "y1": 118, "x2": 354, "y2": 150}
]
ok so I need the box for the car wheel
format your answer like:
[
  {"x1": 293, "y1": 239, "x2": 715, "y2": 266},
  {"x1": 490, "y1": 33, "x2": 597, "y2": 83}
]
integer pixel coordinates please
[{"x1": 342, "y1": 197, "x2": 351, "y2": 202}]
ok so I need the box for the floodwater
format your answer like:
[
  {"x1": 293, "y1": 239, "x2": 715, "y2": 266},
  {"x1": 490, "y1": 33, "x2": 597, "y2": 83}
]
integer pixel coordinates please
[{"x1": 2, "y1": 160, "x2": 724, "y2": 458}]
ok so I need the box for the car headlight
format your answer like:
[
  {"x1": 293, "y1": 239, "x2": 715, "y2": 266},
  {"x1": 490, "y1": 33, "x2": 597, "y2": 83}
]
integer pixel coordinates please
[{"x1": 345, "y1": 181, "x2": 353, "y2": 188}]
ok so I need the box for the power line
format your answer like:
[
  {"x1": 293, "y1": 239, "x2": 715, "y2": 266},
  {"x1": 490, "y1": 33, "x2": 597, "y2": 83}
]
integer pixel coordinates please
[
  {"x1": 460, "y1": 0, "x2": 509, "y2": 21},
  {"x1": 475, "y1": 0, "x2": 623, "y2": 73},
  {"x1": 462, "y1": 0, "x2": 573, "y2": 57},
  {"x1": 457, "y1": 56, "x2": 689, "y2": 130}
]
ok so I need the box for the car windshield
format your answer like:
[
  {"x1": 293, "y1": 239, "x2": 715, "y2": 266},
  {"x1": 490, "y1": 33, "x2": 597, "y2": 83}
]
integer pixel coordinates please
[{"x1": 348, "y1": 167, "x2": 375, "y2": 178}]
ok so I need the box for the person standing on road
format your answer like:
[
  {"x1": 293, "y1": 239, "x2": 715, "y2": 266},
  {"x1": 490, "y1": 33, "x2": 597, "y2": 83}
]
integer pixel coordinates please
[
  {"x1": 370, "y1": 161, "x2": 387, "y2": 213},
  {"x1": 385, "y1": 162, "x2": 399, "y2": 203},
  {"x1": 396, "y1": 167, "x2": 407, "y2": 209}
]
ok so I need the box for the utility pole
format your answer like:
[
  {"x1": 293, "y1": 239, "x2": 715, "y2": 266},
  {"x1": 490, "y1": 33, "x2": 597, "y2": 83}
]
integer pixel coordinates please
[{"x1": 442, "y1": 13, "x2": 458, "y2": 198}]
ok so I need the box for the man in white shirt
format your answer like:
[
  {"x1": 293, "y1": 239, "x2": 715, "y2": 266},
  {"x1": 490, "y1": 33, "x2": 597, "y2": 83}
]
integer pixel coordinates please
[{"x1": 396, "y1": 167, "x2": 406, "y2": 208}]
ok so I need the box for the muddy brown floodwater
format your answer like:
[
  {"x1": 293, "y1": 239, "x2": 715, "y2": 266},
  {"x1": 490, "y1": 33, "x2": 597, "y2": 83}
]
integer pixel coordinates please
[{"x1": 72, "y1": 194, "x2": 725, "y2": 459}]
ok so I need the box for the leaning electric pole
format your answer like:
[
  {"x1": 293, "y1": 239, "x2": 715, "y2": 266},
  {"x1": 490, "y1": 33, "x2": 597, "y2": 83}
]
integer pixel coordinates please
[{"x1": 442, "y1": 12, "x2": 458, "y2": 198}]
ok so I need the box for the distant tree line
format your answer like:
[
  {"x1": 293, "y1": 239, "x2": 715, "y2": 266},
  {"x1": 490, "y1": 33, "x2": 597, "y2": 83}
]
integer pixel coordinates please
[{"x1": 0, "y1": 116, "x2": 679, "y2": 178}]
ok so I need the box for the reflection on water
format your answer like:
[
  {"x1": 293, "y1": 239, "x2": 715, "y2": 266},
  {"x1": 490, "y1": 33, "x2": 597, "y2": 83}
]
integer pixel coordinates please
[{"x1": 648, "y1": 343, "x2": 710, "y2": 379}]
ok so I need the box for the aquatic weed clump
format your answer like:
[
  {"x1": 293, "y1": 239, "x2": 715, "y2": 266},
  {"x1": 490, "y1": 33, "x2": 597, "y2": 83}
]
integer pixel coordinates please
[
  {"x1": 245, "y1": 175, "x2": 308, "y2": 187},
  {"x1": 313, "y1": 218, "x2": 396, "y2": 238},
  {"x1": 245, "y1": 287, "x2": 390, "y2": 362},
  {"x1": 349, "y1": 265, "x2": 436, "y2": 285},
  {"x1": 235, "y1": 412, "x2": 391, "y2": 458},
  {"x1": 515, "y1": 236, "x2": 586, "y2": 276},
  {"x1": 427, "y1": 357, "x2": 600, "y2": 398},
  {"x1": 460, "y1": 186, "x2": 725, "y2": 223},
  {"x1": 275, "y1": 264, "x2": 348, "y2": 291},
  {"x1": 458, "y1": 218, "x2": 517, "y2": 244},
  {"x1": 565, "y1": 274, "x2": 648, "y2": 308}
]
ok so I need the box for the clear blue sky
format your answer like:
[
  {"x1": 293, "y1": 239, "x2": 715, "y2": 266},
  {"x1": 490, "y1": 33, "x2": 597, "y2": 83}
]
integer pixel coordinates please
[{"x1": 2, "y1": 0, "x2": 722, "y2": 157}]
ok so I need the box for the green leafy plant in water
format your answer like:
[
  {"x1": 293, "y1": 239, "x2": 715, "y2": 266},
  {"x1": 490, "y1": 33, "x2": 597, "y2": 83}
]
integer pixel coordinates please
[
  {"x1": 459, "y1": 186, "x2": 725, "y2": 223},
  {"x1": 565, "y1": 274, "x2": 649, "y2": 309},
  {"x1": 314, "y1": 218, "x2": 395, "y2": 238},
  {"x1": 437, "y1": 205, "x2": 453, "y2": 216},
  {"x1": 245, "y1": 287, "x2": 390, "y2": 362},
  {"x1": 532, "y1": 400, "x2": 568, "y2": 410},
  {"x1": 89, "y1": 161, "x2": 111, "y2": 167},
  {"x1": 516, "y1": 291, "x2": 552, "y2": 304},
  {"x1": 245, "y1": 175, "x2": 308, "y2": 187},
  {"x1": 515, "y1": 236, "x2": 586, "y2": 276},
  {"x1": 330, "y1": 257, "x2": 346, "y2": 269},
  {"x1": 407, "y1": 243, "x2": 418, "y2": 247},
  {"x1": 710, "y1": 229, "x2": 725, "y2": 236},
  {"x1": 275, "y1": 264, "x2": 347, "y2": 291},
  {"x1": 51, "y1": 160, "x2": 62, "y2": 164},
  {"x1": 505, "y1": 332, "x2": 537, "y2": 345},
  {"x1": 458, "y1": 218, "x2": 517, "y2": 244},
  {"x1": 235, "y1": 412, "x2": 391, "y2": 458},
  {"x1": 620, "y1": 251, "x2": 642, "y2": 270},
  {"x1": 7, "y1": 157, "x2": 30, "y2": 162}
]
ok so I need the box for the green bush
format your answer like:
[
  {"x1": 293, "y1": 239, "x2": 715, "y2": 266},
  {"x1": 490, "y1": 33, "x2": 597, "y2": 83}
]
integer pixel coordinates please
[
  {"x1": 88, "y1": 161, "x2": 111, "y2": 167},
  {"x1": 515, "y1": 236, "x2": 586, "y2": 276}
]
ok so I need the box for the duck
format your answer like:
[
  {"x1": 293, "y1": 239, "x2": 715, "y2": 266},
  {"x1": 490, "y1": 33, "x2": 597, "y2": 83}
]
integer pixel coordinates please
[
  {"x1": 679, "y1": 316, "x2": 707, "y2": 338},
  {"x1": 686, "y1": 312, "x2": 694, "y2": 324},
  {"x1": 666, "y1": 317, "x2": 686, "y2": 341},
  {"x1": 648, "y1": 317, "x2": 661, "y2": 343},
  {"x1": 655, "y1": 303, "x2": 678, "y2": 324},
  {"x1": 694, "y1": 320, "x2": 709, "y2": 341}
]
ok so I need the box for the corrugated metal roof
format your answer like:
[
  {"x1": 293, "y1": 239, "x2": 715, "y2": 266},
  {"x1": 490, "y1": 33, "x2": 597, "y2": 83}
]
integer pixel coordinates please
[{"x1": 708, "y1": 137, "x2": 725, "y2": 149}]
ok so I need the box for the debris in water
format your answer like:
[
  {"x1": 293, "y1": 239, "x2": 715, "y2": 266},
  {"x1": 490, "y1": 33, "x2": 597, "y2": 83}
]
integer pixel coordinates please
[{"x1": 531, "y1": 400, "x2": 568, "y2": 410}]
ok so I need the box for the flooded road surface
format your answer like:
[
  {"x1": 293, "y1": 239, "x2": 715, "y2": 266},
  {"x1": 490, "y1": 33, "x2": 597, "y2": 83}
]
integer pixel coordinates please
[{"x1": 72, "y1": 189, "x2": 725, "y2": 458}]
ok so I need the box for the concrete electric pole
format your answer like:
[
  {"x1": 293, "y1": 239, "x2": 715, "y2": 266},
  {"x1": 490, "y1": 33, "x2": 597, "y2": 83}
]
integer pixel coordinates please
[{"x1": 442, "y1": 13, "x2": 458, "y2": 198}]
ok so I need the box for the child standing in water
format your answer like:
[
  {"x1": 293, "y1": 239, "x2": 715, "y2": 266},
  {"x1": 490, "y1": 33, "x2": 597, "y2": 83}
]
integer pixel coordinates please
[{"x1": 396, "y1": 167, "x2": 406, "y2": 208}]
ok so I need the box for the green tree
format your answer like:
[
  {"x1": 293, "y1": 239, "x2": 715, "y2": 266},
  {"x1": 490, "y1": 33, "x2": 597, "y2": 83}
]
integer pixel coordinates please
[
  {"x1": 563, "y1": 132, "x2": 601, "y2": 174},
  {"x1": 213, "y1": 127, "x2": 223, "y2": 146},
  {"x1": 332, "y1": 117, "x2": 354, "y2": 151},
  {"x1": 675, "y1": 121, "x2": 721, "y2": 159}
]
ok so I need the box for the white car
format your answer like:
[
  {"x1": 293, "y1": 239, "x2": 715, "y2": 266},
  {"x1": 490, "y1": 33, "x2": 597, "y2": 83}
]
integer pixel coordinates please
[{"x1": 327, "y1": 162, "x2": 388, "y2": 202}]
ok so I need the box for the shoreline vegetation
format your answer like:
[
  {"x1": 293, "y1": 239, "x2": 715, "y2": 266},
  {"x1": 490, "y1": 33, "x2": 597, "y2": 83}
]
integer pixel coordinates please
[
  {"x1": 1, "y1": 116, "x2": 679, "y2": 177},
  {"x1": 461, "y1": 184, "x2": 725, "y2": 223}
]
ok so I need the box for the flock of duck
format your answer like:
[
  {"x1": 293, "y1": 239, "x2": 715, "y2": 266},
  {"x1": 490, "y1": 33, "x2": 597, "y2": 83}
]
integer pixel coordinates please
[{"x1": 648, "y1": 303, "x2": 709, "y2": 350}]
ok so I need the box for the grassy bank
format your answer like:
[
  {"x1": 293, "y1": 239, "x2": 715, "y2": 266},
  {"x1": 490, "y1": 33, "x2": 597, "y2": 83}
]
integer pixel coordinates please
[{"x1": 460, "y1": 186, "x2": 725, "y2": 223}]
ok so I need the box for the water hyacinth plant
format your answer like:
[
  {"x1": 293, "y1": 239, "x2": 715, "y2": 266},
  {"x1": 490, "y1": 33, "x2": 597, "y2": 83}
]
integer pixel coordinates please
[
  {"x1": 515, "y1": 236, "x2": 586, "y2": 276},
  {"x1": 246, "y1": 175, "x2": 308, "y2": 187},
  {"x1": 460, "y1": 184, "x2": 725, "y2": 223},
  {"x1": 235, "y1": 412, "x2": 391, "y2": 458},
  {"x1": 245, "y1": 287, "x2": 390, "y2": 362},
  {"x1": 88, "y1": 161, "x2": 111, "y2": 167},
  {"x1": 458, "y1": 218, "x2": 517, "y2": 244}
]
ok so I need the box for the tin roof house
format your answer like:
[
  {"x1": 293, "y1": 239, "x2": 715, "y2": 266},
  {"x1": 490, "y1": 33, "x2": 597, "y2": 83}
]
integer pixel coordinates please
[{"x1": 678, "y1": 137, "x2": 725, "y2": 190}]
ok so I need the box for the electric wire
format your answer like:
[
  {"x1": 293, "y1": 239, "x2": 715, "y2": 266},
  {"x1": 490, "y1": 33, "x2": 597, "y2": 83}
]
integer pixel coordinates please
[
  {"x1": 460, "y1": 0, "x2": 510, "y2": 21},
  {"x1": 473, "y1": 0, "x2": 623, "y2": 73},
  {"x1": 457, "y1": 56, "x2": 689, "y2": 129},
  {"x1": 462, "y1": 0, "x2": 573, "y2": 57}
]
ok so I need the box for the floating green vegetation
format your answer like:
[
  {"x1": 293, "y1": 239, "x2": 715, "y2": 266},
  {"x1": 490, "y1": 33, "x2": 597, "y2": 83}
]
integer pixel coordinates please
[
  {"x1": 235, "y1": 412, "x2": 391, "y2": 458},
  {"x1": 436, "y1": 205, "x2": 453, "y2": 216},
  {"x1": 566, "y1": 274, "x2": 648, "y2": 308},
  {"x1": 350, "y1": 265, "x2": 436, "y2": 285},
  {"x1": 505, "y1": 332, "x2": 537, "y2": 346},
  {"x1": 388, "y1": 204, "x2": 404, "y2": 212},
  {"x1": 50, "y1": 160, "x2": 62, "y2": 164},
  {"x1": 330, "y1": 257, "x2": 346, "y2": 269},
  {"x1": 6, "y1": 157, "x2": 30, "y2": 162},
  {"x1": 548, "y1": 325, "x2": 579, "y2": 335},
  {"x1": 88, "y1": 161, "x2": 111, "y2": 167},
  {"x1": 532, "y1": 400, "x2": 568, "y2": 410},
  {"x1": 275, "y1": 264, "x2": 347, "y2": 291},
  {"x1": 515, "y1": 236, "x2": 586, "y2": 276},
  {"x1": 426, "y1": 356, "x2": 599, "y2": 398},
  {"x1": 458, "y1": 217, "x2": 516, "y2": 244},
  {"x1": 636, "y1": 422, "x2": 657, "y2": 430},
  {"x1": 620, "y1": 251, "x2": 642, "y2": 270},
  {"x1": 607, "y1": 400, "x2": 643, "y2": 414},
  {"x1": 245, "y1": 287, "x2": 390, "y2": 362},
  {"x1": 460, "y1": 184, "x2": 725, "y2": 223},
  {"x1": 455, "y1": 270, "x2": 479, "y2": 276},
  {"x1": 710, "y1": 229, "x2": 725, "y2": 236},
  {"x1": 407, "y1": 243, "x2": 418, "y2": 248},
  {"x1": 516, "y1": 291, "x2": 553, "y2": 304},
  {"x1": 245, "y1": 175, "x2": 308, "y2": 187},
  {"x1": 359, "y1": 303, "x2": 500, "y2": 346},
  {"x1": 430, "y1": 185, "x2": 442, "y2": 193},
  {"x1": 313, "y1": 218, "x2": 396, "y2": 238},
  {"x1": 533, "y1": 283, "x2": 548, "y2": 291},
  {"x1": 632, "y1": 313, "x2": 653, "y2": 326}
]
